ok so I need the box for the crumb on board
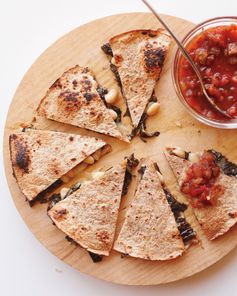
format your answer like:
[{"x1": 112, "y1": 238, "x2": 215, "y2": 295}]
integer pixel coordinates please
[
  {"x1": 175, "y1": 121, "x2": 182, "y2": 128},
  {"x1": 55, "y1": 268, "x2": 63, "y2": 273}
]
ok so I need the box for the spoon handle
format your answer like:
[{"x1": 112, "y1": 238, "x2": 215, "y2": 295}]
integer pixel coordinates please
[
  {"x1": 141, "y1": 0, "x2": 203, "y2": 82},
  {"x1": 142, "y1": 0, "x2": 233, "y2": 118}
]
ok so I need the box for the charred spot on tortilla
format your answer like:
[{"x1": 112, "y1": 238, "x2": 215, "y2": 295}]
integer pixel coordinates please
[
  {"x1": 209, "y1": 149, "x2": 237, "y2": 177},
  {"x1": 101, "y1": 43, "x2": 113, "y2": 57},
  {"x1": 88, "y1": 251, "x2": 103, "y2": 263},
  {"x1": 61, "y1": 90, "x2": 79, "y2": 102},
  {"x1": 144, "y1": 46, "x2": 165, "y2": 72},
  {"x1": 14, "y1": 138, "x2": 30, "y2": 173},
  {"x1": 83, "y1": 93, "x2": 95, "y2": 102},
  {"x1": 163, "y1": 188, "x2": 197, "y2": 245}
]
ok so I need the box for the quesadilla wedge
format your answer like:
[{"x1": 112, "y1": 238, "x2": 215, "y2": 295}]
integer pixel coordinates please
[
  {"x1": 48, "y1": 161, "x2": 127, "y2": 256},
  {"x1": 37, "y1": 65, "x2": 128, "y2": 142},
  {"x1": 165, "y1": 147, "x2": 237, "y2": 240},
  {"x1": 113, "y1": 159, "x2": 186, "y2": 261},
  {"x1": 102, "y1": 29, "x2": 171, "y2": 128},
  {"x1": 9, "y1": 129, "x2": 107, "y2": 203}
]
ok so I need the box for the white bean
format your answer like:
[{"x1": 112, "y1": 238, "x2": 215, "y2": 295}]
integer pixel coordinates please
[
  {"x1": 111, "y1": 57, "x2": 116, "y2": 65},
  {"x1": 92, "y1": 149, "x2": 101, "y2": 161},
  {"x1": 188, "y1": 152, "x2": 201, "y2": 163},
  {"x1": 147, "y1": 102, "x2": 160, "y2": 116},
  {"x1": 83, "y1": 155, "x2": 95, "y2": 165},
  {"x1": 173, "y1": 147, "x2": 186, "y2": 159},
  {"x1": 108, "y1": 108, "x2": 118, "y2": 120},
  {"x1": 60, "y1": 187, "x2": 69, "y2": 199},
  {"x1": 105, "y1": 89, "x2": 118, "y2": 105}
]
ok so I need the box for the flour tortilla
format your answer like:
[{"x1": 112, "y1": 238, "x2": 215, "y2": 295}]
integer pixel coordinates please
[
  {"x1": 9, "y1": 129, "x2": 106, "y2": 202},
  {"x1": 109, "y1": 29, "x2": 171, "y2": 127},
  {"x1": 114, "y1": 159, "x2": 184, "y2": 260},
  {"x1": 48, "y1": 162, "x2": 127, "y2": 256},
  {"x1": 37, "y1": 65, "x2": 128, "y2": 142},
  {"x1": 165, "y1": 147, "x2": 237, "y2": 240}
]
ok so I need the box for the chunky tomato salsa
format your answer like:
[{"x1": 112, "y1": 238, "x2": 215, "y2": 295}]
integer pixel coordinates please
[
  {"x1": 181, "y1": 151, "x2": 224, "y2": 208},
  {"x1": 178, "y1": 24, "x2": 237, "y2": 120}
]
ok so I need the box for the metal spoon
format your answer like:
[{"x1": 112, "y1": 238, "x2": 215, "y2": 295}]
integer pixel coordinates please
[{"x1": 142, "y1": 0, "x2": 234, "y2": 119}]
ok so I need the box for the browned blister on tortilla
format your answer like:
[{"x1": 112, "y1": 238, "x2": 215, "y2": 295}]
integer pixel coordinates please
[
  {"x1": 48, "y1": 162, "x2": 127, "y2": 256},
  {"x1": 114, "y1": 159, "x2": 185, "y2": 260},
  {"x1": 9, "y1": 129, "x2": 106, "y2": 202},
  {"x1": 165, "y1": 147, "x2": 237, "y2": 240},
  {"x1": 37, "y1": 65, "x2": 128, "y2": 142}
]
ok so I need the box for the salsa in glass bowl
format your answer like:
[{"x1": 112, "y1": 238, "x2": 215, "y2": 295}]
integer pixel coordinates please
[{"x1": 173, "y1": 17, "x2": 237, "y2": 128}]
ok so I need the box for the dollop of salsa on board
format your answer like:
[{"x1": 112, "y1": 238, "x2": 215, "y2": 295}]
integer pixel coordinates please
[
  {"x1": 181, "y1": 151, "x2": 224, "y2": 208},
  {"x1": 178, "y1": 24, "x2": 237, "y2": 120}
]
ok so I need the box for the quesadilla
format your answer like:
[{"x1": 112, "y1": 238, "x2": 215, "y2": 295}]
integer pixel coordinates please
[
  {"x1": 9, "y1": 129, "x2": 107, "y2": 203},
  {"x1": 48, "y1": 161, "x2": 127, "y2": 256},
  {"x1": 113, "y1": 159, "x2": 186, "y2": 260},
  {"x1": 102, "y1": 29, "x2": 171, "y2": 127},
  {"x1": 165, "y1": 147, "x2": 237, "y2": 240},
  {"x1": 37, "y1": 65, "x2": 128, "y2": 142}
]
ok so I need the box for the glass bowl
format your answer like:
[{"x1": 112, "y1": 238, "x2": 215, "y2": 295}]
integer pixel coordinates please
[{"x1": 172, "y1": 16, "x2": 237, "y2": 129}]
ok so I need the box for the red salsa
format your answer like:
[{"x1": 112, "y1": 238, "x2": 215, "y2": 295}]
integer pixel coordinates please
[
  {"x1": 178, "y1": 24, "x2": 237, "y2": 120},
  {"x1": 181, "y1": 151, "x2": 224, "y2": 208}
]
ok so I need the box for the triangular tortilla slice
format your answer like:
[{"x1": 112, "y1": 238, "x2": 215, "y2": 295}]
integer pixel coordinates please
[
  {"x1": 37, "y1": 65, "x2": 128, "y2": 142},
  {"x1": 9, "y1": 129, "x2": 107, "y2": 202},
  {"x1": 165, "y1": 147, "x2": 237, "y2": 240},
  {"x1": 114, "y1": 159, "x2": 185, "y2": 260},
  {"x1": 108, "y1": 29, "x2": 171, "y2": 127},
  {"x1": 48, "y1": 161, "x2": 127, "y2": 256}
]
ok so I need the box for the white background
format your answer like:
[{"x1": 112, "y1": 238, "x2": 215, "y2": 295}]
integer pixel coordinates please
[{"x1": 1, "y1": 0, "x2": 237, "y2": 295}]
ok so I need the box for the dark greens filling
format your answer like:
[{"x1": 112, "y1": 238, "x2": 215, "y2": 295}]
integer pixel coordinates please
[
  {"x1": 110, "y1": 63, "x2": 122, "y2": 87},
  {"x1": 101, "y1": 43, "x2": 113, "y2": 57},
  {"x1": 65, "y1": 235, "x2": 78, "y2": 246},
  {"x1": 209, "y1": 149, "x2": 237, "y2": 177},
  {"x1": 47, "y1": 182, "x2": 81, "y2": 211},
  {"x1": 138, "y1": 165, "x2": 146, "y2": 180},
  {"x1": 129, "y1": 113, "x2": 160, "y2": 142},
  {"x1": 122, "y1": 154, "x2": 139, "y2": 196},
  {"x1": 102, "y1": 44, "x2": 160, "y2": 141},
  {"x1": 88, "y1": 252, "x2": 103, "y2": 263},
  {"x1": 29, "y1": 179, "x2": 63, "y2": 207},
  {"x1": 163, "y1": 189, "x2": 197, "y2": 245},
  {"x1": 65, "y1": 236, "x2": 103, "y2": 263}
]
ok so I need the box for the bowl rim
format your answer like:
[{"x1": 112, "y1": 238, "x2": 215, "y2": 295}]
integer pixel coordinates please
[{"x1": 172, "y1": 16, "x2": 237, "y2": 129}]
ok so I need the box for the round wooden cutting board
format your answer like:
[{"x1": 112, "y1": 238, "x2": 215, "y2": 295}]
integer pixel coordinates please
[{"x1": 3, "y1": 13, "x2": 237, "y2": 285}]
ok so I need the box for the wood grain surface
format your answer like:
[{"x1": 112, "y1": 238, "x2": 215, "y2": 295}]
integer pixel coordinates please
[{"x1": 3, "y1": 13, "x2": 237, "y2": 285}]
